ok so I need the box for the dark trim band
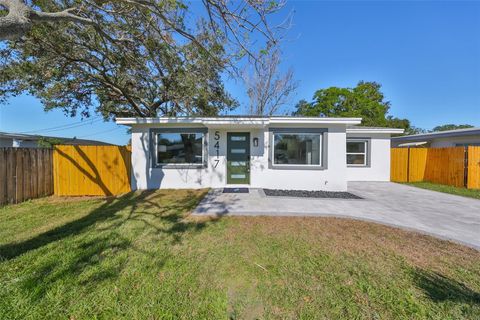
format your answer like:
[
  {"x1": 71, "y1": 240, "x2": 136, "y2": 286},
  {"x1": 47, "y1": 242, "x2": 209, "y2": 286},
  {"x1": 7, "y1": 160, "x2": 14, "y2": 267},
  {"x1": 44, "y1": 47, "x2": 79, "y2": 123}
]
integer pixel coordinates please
[
  {"x1": 150, "y1": 127, "x2": 208, "y2": 134},
  {"x1": 268, "y1": 127, "x2": 328, "y2": 133}
]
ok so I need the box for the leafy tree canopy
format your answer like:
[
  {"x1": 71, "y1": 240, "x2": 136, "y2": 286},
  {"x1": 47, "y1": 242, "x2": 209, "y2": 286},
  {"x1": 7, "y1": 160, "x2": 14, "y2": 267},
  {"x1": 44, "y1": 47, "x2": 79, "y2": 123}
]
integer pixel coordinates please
[
  {"x1": 37, "y1": 137, "x2": 63, "y2": 148},
  {"x1": 293, "y1": 81, "x2": 412, "y2": 131},
  {"x1": 432, "y1": 124, "x2": 474, "y2": 132},
  {"x1": 0, "y1": 1, "x2": 288, "y2": 118}
]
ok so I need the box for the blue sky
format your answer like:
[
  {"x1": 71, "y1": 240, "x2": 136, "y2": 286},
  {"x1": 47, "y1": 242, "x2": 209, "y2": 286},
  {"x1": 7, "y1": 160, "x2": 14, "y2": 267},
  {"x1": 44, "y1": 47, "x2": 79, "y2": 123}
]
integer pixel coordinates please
[{"x1": 1, "y1": 0, "x2": 479, "y2": 145}]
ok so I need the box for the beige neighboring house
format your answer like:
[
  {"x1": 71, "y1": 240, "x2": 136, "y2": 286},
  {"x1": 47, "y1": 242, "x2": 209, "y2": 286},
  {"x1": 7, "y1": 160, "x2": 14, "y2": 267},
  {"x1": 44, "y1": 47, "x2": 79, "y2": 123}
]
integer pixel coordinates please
[
  {"x1": 0, "y1": 132, "x2": 113, "y2": 148},
  {"x1": 392, "y1": 127, "x2": 480, "y2": 148}
]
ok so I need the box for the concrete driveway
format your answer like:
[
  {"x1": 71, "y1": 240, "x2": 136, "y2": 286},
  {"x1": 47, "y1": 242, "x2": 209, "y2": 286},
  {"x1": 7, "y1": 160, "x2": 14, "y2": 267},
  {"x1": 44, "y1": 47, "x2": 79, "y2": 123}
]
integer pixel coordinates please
[{"x1": 192, "y1": 182, "x2": 480, "y2": 249}]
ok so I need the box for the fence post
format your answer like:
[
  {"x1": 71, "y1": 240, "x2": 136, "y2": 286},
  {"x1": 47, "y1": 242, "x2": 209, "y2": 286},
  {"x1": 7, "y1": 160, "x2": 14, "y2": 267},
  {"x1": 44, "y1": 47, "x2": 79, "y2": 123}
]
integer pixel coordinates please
[
  {"x1": 7, "y1": 148, "x2": 16, "y2": 204},
  {"x1": 464, "y1": 146, "x2": 468, "y2": 188},
  {"x1": 407, "y1": 147, "x2": 411, "y2": 183},
  {"x1": 0, "y1": 149, "x2": 6, "y2": 205}
]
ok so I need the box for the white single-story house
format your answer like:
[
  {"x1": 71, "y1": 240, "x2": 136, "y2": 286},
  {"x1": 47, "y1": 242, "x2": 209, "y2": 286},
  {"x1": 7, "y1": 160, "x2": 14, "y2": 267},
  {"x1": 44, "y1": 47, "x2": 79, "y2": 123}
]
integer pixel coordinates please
[
  {"x1": 392, "y1": 127, "x2": 480, "y2": 148},
  {"x1": 117, "y1": 116, "x2": 403, "y2": 191}
]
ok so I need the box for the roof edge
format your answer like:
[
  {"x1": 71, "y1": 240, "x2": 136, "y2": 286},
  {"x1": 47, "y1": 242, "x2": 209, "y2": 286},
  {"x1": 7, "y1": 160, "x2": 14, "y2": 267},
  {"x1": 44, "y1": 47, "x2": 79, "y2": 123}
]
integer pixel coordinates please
[
  {"x1": 346, "y1": 127, "x2": 404, "y2": 134},
  {"x1": 392, "y1": 127, "x2": 480, "y2": 141},
  {"x1": 0, "y1": 131, "x2": 115, "y2": 145},
  {"x1": 115, "y1": 116, "x2": 362, "y2": 125}
]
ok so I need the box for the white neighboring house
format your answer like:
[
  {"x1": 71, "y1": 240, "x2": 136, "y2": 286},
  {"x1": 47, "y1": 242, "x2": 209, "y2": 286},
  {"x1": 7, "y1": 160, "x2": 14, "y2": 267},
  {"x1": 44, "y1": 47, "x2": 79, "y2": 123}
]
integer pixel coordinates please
[
  {"x1": 392, "y1": 127, "x2": 480, "y2": 148},
  {"x1": 0, "y1": 132, "x2": 112, "y2": 148},
  {"x1": 117, "y1": 116, "x2": 403, "y2": 191}
]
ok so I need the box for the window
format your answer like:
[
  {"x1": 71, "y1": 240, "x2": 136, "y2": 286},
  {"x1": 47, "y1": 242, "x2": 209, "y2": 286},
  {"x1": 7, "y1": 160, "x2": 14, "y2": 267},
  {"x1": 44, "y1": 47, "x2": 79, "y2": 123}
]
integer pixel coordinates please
[
  {"x1": 273, "y1": 133, "x2": 322, "y2": 166},
  {"x1": 155, "y1": 132, "x2": 204, "y2": 165},
  {"x1": 347, "y1": 139, "x2": 368, "y2": 166}
]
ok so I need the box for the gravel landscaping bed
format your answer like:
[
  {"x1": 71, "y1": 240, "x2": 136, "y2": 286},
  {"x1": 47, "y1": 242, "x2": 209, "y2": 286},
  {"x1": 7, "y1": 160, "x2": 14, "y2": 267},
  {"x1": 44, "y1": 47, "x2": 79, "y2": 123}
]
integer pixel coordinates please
[{"x1": 263, "y1": 189, "x2": 362, "y2": 199}]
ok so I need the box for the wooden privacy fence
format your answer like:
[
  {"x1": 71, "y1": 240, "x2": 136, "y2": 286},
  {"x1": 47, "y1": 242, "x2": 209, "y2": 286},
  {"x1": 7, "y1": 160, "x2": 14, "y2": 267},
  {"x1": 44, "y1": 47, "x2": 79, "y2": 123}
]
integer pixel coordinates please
[
  {"x1": 53, "y1": 145, "x2": 131, "y2": 196},
  {"x1": 0, "y1": 148, "x2": 54, "y2": 205},
  {"x1": 391, "y1": 146, "x2": 480, "y2": 189}
]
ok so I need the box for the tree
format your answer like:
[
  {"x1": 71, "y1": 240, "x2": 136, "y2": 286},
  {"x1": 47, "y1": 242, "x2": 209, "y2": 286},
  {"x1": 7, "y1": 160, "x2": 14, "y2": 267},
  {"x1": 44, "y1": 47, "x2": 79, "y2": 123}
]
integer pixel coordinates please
[
  {"x1": 404, "y1": 126, "x2": 426, "y2": 135},
  {"x1": 243, "y1": 48, "x2": 298, "y2": 115},
  {"x1": 293, "y1": 81, "x2": 412, "y2": 131},
  {"x1": 1, "y1": 25, "x2": 237, "y2": 118},
  {"x1": 0, "y1": 0, "x2": 95, "y2": 40},
  {"x1": 0, "y1": 1, "x2": 289, "y2": 118},
  {"x1": 432, "y1": 124, "x2": 474, "y2": 132},
  {"x1": 37, "y1": 137, "x2": 63, "y2": 148},
  {"x1": 0, "y1": 1, "x2": 286, "y2": 49}
]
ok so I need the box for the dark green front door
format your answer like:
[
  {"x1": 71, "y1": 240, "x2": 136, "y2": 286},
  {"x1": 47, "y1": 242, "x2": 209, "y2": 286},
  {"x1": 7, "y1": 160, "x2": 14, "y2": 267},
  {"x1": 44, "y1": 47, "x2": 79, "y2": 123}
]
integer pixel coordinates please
[{"x1": 227, "y1": 132, "x2": 250, "y2": 184}]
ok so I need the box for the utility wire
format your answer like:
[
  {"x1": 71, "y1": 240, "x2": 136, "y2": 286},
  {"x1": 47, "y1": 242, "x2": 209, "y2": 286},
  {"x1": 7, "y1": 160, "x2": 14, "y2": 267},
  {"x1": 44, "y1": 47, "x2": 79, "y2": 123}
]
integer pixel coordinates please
[
  {"x1": 78, "y1": 127, "x2": 124, "y2": 138},
  {"x1": 36, "y1": 118, "x2": 104, "y2": 134},
  {"x1": 19, "y1": 116, "x2": 103, "y2": 134}
]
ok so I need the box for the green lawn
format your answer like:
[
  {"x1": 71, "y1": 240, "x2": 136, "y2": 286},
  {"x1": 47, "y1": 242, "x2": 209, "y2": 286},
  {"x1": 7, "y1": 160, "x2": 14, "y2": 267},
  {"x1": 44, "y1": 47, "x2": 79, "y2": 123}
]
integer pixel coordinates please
[
  {"x1": 1, "y1": 190, "x2": 479, "y2": 319},
  {"x1": 404, "y1": 182, "x2": 480, "y2": 200}
]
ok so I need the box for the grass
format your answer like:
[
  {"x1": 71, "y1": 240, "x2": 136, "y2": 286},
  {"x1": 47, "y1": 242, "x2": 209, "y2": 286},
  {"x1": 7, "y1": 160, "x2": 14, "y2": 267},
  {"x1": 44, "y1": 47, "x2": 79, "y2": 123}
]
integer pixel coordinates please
[
  {"x1": 1, "y1": 190, "x2": 479, "y2": 319},
  {"x1": 404, "y1": 182, "x2": 480, "y2": 200}
]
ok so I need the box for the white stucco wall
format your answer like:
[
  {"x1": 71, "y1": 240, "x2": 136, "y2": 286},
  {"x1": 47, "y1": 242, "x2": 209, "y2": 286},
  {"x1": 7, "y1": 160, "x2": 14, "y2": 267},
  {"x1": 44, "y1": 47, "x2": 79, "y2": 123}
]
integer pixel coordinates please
[
  {"x1": 130, "y1": 123, "x2": 349, "y2": 191},
  {"x1": 15, "y1": 140, "x2": 39, "y2": 148},
  {"x1": 346, "y1": 133, "x2": 391, "y2": 181},
  {"x1": 252, "y1": 125, "x2": 348, "y2": 191},
  {"x1": 0, "y1": 138, "x2": 39, "y2": 148}
]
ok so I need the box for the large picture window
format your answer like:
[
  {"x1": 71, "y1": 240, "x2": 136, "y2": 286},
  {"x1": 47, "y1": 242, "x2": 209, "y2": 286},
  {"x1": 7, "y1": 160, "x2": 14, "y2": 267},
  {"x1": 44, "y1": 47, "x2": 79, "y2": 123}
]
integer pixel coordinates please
[
  {"x1": 273, "y1": 133, "x2": 322, "y2": 166},
  {"x1": 347, "y1": 139, "x2": 368, "y2": 166},
  {"x1": 156, "y1": 132, "x2": 204, "y2": 165}
]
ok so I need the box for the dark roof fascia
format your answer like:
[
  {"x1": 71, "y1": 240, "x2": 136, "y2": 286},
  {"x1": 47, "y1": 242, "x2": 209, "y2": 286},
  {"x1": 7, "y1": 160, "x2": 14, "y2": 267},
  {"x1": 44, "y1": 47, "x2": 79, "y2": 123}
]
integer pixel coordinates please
[{"x1": 392, "y1": 129, "x2": 480, "y2": 142}]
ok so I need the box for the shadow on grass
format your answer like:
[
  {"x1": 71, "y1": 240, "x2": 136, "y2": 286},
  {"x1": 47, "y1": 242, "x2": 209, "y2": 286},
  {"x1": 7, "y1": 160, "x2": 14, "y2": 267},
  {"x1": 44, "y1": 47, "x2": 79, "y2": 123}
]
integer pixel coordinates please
[
  {"x1": 0, "y1": 189, "x2": 218, "y2": 260},
  {"x1": 0, "y1": 189, "x2": 221, "y2": 305},
  {"x1": 19, "y1": 233, "x2": 134, "y2": 301},
  {"x1": 0, "y1": 191, "x2": 150, "y2": 261},
  {"x1": 413, "y1": 268, "x2": 480, "y2": 305}
]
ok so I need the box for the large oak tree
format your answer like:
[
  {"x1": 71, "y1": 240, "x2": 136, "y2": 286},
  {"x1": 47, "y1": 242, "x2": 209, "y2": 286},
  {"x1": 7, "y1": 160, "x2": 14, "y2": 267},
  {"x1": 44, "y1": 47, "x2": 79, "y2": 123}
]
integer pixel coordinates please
[{"x1": 0, "y1": 1, "x2": 288, "y2": 118}]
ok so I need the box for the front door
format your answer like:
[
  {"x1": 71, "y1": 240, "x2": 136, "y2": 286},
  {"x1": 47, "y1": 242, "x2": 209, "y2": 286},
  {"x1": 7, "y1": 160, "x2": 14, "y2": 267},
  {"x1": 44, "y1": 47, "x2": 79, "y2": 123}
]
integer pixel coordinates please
[{"x1": 227, "y1": 132, "x2": 250, "y2": 184}]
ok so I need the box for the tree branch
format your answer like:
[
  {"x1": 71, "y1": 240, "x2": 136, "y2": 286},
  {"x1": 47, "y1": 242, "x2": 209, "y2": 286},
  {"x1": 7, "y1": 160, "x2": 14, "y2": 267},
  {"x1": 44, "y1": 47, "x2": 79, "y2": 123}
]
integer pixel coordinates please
[
  {"x1": 29, "y1": 8, "x2": 94, "y2": 25},
  {"x1": 0, "y1": 0, "x2": 94, "y2": 40}
]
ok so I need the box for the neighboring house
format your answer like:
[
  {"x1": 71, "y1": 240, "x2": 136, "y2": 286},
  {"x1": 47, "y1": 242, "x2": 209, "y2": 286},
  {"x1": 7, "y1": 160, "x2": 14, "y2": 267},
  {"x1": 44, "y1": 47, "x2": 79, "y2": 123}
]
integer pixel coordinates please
[
  {"x1": 117, "y1": 116, "x2": 403, "y2": 191},
  {"x1": 0, "y1": 132, "x2": 113, "y2": 148},
  {"x1": 392, "y1": 127, "x2": 480, "y2": 148}
]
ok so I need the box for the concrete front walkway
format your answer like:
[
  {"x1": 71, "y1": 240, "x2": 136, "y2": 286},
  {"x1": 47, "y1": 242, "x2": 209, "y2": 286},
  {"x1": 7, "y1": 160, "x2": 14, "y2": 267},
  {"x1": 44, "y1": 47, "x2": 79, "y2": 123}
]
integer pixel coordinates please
[{"x1": 192, "y1": 182, "x2": 480, "y2": 249}]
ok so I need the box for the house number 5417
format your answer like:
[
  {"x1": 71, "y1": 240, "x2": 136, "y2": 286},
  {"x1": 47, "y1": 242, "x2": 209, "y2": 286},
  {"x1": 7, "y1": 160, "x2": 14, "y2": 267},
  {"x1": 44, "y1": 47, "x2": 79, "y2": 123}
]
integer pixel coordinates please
[{"x1": 213, "y1": 131, "x2": 220, "y2": 168}]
